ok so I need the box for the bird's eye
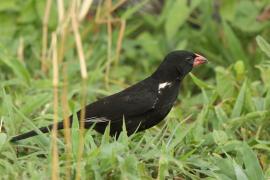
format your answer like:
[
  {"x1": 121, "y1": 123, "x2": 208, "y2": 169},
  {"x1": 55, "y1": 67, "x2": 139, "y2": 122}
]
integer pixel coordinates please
[{"x1": 186, "y1": 57, "x2": 193, "y2": 63}]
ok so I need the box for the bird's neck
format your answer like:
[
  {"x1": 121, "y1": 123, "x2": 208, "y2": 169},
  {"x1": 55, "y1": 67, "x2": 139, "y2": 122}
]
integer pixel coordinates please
[{"x1": 151, "y1": 68, "x2": 182, "y2": 82}]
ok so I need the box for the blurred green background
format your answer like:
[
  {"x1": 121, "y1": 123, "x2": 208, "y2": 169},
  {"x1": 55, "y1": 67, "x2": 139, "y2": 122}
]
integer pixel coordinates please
[{"x1": 0, "y1": 0, "x2": 270, "y2": 179}]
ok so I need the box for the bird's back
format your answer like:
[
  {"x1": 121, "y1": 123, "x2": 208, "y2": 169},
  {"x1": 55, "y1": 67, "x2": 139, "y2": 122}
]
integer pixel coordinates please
[{"x1": 78, "y1": 77, "x2": 159, "y2": 135}]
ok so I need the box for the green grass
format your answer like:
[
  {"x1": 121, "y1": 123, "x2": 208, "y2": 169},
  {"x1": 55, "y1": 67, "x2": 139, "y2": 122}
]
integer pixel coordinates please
[{"x1": 0, "y1": 0, "x2": 270, "y2": 179}]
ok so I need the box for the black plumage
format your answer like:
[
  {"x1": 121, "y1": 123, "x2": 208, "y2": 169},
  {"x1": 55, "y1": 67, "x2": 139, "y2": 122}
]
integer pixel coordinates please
[{"x1": 10, "y1": 50, "x2": 207, "y2": 142}]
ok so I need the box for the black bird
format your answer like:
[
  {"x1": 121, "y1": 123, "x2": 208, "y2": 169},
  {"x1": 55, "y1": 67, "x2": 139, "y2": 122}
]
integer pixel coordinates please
[{"x1": 10, "y1": 50, "x2": 207, "y2": 142}]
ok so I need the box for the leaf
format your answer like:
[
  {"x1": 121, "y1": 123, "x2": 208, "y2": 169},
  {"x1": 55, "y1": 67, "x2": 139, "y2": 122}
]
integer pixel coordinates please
[
  {"x1": 212, "y1": 130, "x2": 228, "y2": 145},
  {"x1": 111, "y1": 65, "x2": 133, "y2": 80},
  {"x1": 157, "y1": 146, "x2": 169, "y2": 180},
  {"x1": 215, "y1": 67, "x2": 235, "y2": 99},
  {"x1": 213, "y1": 156, "x2": 236, "y2": 179},
  {"x1": 101, "y1": 123, "x2": 111, "y2": 145},
  {"x1": 137, "y1": 32, "x2": 163, "y2": 59},
  {"x1": 12, "y1": 105, "x2": 49, "y2": 147},
  {"x1": 232, "y1": 1, "x2": 265, "y2": 33},
  {"x1": 245, "y1": 87, "x2": 256, "y2": 112},
  {"x1": 215, "y1": 106, "x2": 229, "y2": 123},
  {"x1": 35, "y1": 0, "x2": 58, "y2": 29},
  {"x1": 256, "y1": 65, "x2": 270, "y2": 88},
  {"x1": 193, "y1": 107, "x2": 209, "y2": 142},
  {"x1": 264, "y1": 88, "x2": 270, "y2": 110},
  {"x1": 223, "y1": 22, "x2": 248, "y2": 64},
  {"x1": 234, "y1": 61, "x2": 245, "y2": 81},
  {"x1": 233, "y1": 160, "x2": 249, "y2": 180},
  {"x1": 175, "y1": 39, "x2": 188, "y2": 50},
  {"x1": 120, "y1": 154, "x2": 139, "y2": 180},
  {"x1": 239, "y1": 143, "x2": 264, "y2": 180},
  {"x1": 165, "y1": 0, "x2": 201, "y2": 41},
  {"x1": 0, "y1": 133, "x2": 7, "y2": 149},
  {"x1": 118, "y1": 119, "x2": 129, "y2": 144},
  {"x1": 71, "y1": 112, "x2": 80, "y2": 159},
  {"x1": 219, "y1": 0, "x2": 237, "y2": 21},
  {"x1": 20, "y1": 93, "x2": 51, "y2": 116},
  {"x1": 229, "y1": 111, "x2": 268, "y2": 127},
  {"x1": 0, "y1": 0, "x2": 18, "y2": 11},
  {"x1": 0, "y1": 47, "x2": 31, "y2": 85},
  {"x1": 167, "y1": 121, "x2": 196, "y2": 149},
  {"x1": 231, "y1": 80, "x2": 247, "y2": 118},
  {"x1": 256, "y1": 35, "x2": 270, "y2": 58},
  {"x1": 122, "y1": 0, "x2": 148, "y2": 19},
  {"x1": 190, "y1": 73, "x2": 214, "y2": 89},
  {"x1": 0, "y1": 14, "x2": 17, "y2": 43},
  {"x1": 17, "y1": 0, "x2": 36, "y2": 23},
  {"x1": 216, "y1": 174, "x2": 234, "y2": 180},
  {"x1": 137, "y1": 163, "x2": 148, "y2": 179}
]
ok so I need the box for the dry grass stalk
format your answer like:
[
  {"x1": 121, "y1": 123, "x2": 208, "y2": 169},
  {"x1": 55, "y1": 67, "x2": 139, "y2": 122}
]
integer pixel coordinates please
[
  {"x1": 110, "y1": 0, "x2": 127, "y2": 12},
  {"x1": 17, "y1": 37, "x2": 24, "y2": 63},
  {"x1": 49, "y1": 1, "x2": 125, "y2": 178},
  {"x1": 56, "y1": 2, "x2": 72, "y2": 179},
  {"x1": 57, "y1": 0, "x2": 69, "y2": 64},
  {"x1": 105, "y1": 0, "x2": 112, "y2": 88},
  {"x1": 58, "y1": 24, "x2": 68, "y2": 64},
  {"x1": 51, "y1": 32, "x2": 59, "y2": 180},
  {"x1": 78, "y1": 0, "x2": 93, "y2": 22},
  {"x1": 75, "y1": 79, "x2": 87, "y2": 180},
  {"x1": 57, "y1": 0, "x2": 65, "y2": 24},
  {"x1": 62, "y1": 64, "x2": 72, "y2": 180},
  {"x1": 115, "y1": 19, "x2": 126, "y2": 65},
  {"x1": 41, "y1": 0, "x2": 52, "y2": 73},
  {"x1": 95, "y1": 0, "x2": 126, "y2": 75},
  {"x1": 70, "y1": 1, "x2": 88, "y2": 179},
  {"x1": 71, "y1": 1, "x2": 88, "y2": 79}
]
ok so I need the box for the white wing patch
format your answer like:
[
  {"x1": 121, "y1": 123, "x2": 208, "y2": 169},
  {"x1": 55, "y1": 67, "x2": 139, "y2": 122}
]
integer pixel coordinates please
[
  {"x1": 158, "y1": 82, "x2": 172, "y2": 93},
  {"x1": 85, "y1": 117, "x2": 110, "y2": 123}
]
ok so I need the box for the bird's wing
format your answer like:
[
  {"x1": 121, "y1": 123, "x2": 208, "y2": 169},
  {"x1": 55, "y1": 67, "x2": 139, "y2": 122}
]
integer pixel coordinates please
[{"x1": 84, "y1": 80, "x2": 158, "y2": 122}]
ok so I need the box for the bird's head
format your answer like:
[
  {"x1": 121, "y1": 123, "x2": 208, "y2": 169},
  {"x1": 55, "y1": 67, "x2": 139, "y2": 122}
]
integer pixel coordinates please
[{"x1": 153, "y1": 50, "x2": 207, "y2": 81}]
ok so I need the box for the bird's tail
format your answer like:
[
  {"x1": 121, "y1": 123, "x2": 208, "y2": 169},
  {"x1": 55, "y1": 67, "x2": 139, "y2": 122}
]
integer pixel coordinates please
[{"x1": 10, "y1": 121, "x2": 66, "y2": 142}]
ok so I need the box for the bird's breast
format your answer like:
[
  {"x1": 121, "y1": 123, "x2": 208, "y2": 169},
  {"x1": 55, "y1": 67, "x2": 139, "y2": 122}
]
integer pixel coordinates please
[{"x1": 155, "y1": 81, "x2": 180, "y2": 114}]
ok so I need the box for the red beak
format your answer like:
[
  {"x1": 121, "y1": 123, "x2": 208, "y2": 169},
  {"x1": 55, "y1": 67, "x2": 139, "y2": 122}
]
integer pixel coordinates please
[{"x1": 193, "y1": 53, "x2": 208, "y2": 67}]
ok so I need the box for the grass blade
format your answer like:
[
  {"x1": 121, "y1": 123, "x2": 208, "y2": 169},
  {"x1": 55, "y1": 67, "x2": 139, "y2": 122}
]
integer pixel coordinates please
[{"x1": 231, "y1": 80, "x2": 247, "y2": 118}]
